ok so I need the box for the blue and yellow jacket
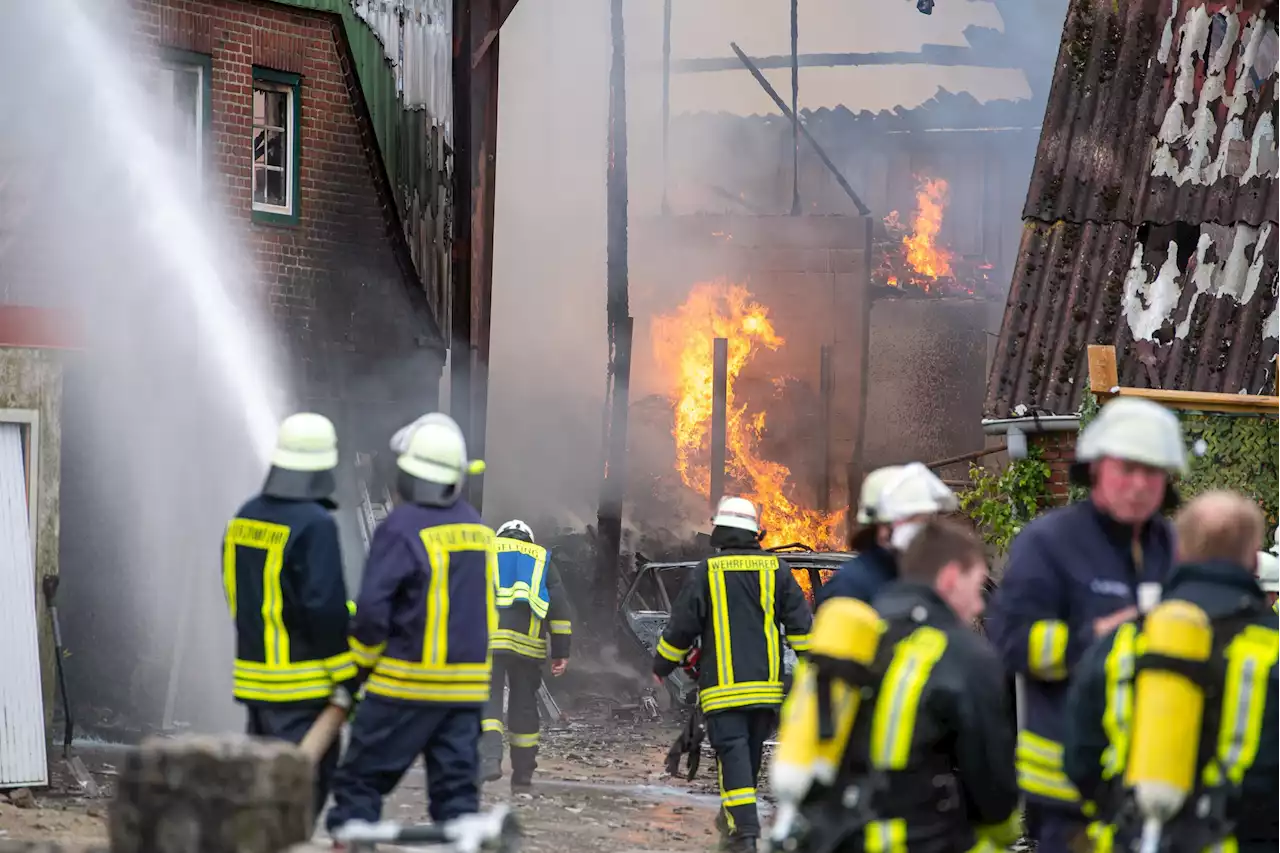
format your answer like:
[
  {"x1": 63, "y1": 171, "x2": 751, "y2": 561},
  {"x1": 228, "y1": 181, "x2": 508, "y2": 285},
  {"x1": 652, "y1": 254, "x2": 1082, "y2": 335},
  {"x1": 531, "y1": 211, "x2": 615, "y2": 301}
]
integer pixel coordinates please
[
  {"x1": 986, "y1": 500, "x2": 1173, "y2": 816},
  {"x1": 492, "y1": 535, "x2": 574, "y2": 660},
  {"x1": 347, "y1": 500, "x2": 498, "y2": 706},
  {"x1": 222, "y1": 495, "x2": 357, "y2": 705}
]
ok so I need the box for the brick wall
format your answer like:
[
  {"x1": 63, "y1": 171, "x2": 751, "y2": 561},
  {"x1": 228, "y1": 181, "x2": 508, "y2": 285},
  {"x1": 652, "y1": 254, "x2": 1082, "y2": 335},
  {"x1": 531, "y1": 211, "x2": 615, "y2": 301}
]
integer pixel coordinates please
[{"x1": 1031, "y1": 430, "x2": 1077, "y2": 506}]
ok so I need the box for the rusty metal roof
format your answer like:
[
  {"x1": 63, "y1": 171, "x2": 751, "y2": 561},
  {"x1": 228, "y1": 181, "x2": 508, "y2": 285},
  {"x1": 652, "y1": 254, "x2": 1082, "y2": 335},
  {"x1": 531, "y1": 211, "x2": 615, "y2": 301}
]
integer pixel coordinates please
[{"x1": 986, "y1": 0, "x2": 1279, "y2": 417}]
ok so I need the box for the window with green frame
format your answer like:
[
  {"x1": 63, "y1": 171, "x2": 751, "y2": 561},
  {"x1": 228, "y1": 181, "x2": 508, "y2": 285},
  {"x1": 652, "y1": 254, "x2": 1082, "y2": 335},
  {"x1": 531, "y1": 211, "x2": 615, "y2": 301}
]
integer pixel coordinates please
[
  {"x1": 156, "y1": 48, "x2": 212, "y2": 191},
  {"x1": 251, "y1": 67, "x2": 301, "y2": 225}
]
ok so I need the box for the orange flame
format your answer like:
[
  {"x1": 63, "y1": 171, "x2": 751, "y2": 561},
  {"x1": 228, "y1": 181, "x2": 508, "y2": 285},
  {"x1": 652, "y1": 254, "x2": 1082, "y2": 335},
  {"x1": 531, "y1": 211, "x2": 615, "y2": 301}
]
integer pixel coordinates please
[
  {"x1": 902, "y1": 178, "x2": 954, "y2": 278},
  {"x1": 651, "y1": 281, "x2": 845, "y2": 558}
]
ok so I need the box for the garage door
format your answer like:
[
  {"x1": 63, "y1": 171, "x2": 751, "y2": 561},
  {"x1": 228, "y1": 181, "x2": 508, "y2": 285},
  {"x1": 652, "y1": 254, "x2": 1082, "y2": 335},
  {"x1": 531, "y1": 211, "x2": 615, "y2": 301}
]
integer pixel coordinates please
[{"x1": 0, "y1": 422, "x2": 47, "y2": 787}]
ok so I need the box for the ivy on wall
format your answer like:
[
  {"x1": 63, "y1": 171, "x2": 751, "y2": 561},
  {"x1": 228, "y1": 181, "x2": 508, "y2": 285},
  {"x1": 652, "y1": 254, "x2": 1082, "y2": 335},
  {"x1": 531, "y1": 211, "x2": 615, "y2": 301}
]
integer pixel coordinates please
[{"x1": 959, "y1": 446, "x2": 1053, "y2": 556}]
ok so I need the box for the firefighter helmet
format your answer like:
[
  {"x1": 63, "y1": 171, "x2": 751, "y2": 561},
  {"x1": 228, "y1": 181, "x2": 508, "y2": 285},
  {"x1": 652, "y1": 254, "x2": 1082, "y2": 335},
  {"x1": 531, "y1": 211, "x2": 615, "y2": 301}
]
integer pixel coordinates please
[
  {"x1": 876, "y1": 462, "x2": 958, "y2": 523},
  {"x1": 262, "y1": 413, "x2": 339, "y2": 505},
  {"x1": 1075, "y1": 397, "x2": 1187, "y2": 475},
  {"x1": 497, "y1": 519, "x2": 535, "y2": 543},
  {"x1": 855, "y1": 465, "x2": 905, "y2": 525},
  {"x1": 1258, "y1": 531, "x2": 1279, "y2": 593},
  {"x1": 712, "y1": 496, "x2": 760, "y2": 533},
  {"x1": 396, "y1": 413, "x2": 486, "y2": 507}
]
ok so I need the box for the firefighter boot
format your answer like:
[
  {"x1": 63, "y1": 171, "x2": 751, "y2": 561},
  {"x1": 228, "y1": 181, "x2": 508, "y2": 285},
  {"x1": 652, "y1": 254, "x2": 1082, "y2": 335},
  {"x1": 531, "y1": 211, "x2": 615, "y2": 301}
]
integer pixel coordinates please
[
  {"x1": 479, "y1": 730, "x2": 504, "y2": 783},
  {"x1": 722, "y1": 834, "x2": 757, "y2": 853},
  {"x1": 510, "y1": 743, "x2": 538, "y2": 792}
]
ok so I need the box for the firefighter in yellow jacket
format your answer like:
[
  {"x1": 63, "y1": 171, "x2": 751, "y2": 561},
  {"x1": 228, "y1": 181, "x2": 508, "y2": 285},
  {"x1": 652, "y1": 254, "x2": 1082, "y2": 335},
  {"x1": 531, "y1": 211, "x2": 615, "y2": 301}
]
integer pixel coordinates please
[
  {"x1": 654, "y1": 496, "x2": 813, "y2": 853},
  {"x1": 480, "y1": 519, "x2": 574, "y2": 790}
]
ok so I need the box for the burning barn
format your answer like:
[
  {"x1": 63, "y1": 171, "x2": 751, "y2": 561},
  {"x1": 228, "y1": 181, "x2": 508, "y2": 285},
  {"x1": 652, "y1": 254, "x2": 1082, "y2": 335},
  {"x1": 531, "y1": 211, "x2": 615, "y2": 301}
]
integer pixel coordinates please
[{"x1": 987, "y1": 0, "x2": 1279, "y2": 458}]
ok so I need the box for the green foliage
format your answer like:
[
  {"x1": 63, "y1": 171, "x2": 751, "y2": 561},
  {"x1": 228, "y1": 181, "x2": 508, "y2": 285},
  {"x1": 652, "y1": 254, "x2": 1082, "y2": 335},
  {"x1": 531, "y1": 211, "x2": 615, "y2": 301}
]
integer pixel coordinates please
[{"x1": 959, "y1": 447, "x2": 1053, "y2": 556}]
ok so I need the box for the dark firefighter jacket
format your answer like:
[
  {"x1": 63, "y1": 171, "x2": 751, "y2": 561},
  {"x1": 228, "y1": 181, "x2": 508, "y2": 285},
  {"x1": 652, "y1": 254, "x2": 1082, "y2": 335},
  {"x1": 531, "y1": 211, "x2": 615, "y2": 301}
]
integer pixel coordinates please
[
  {"x1": 985, "y1": 499, "x2": 1173, "y2": 815},
  {"x1": 348, "y1": 500, "x2": 498, "y2": 706},
  {"x1": 222, "y1": 495, "x2": 357, "y2": 705},
  {"x1": 1064, "y1": 560, "x2": 1279, "y2": 853},
  {"x1": 652, "y1": 548, "x2": 813, "y2": 714},
  {"x1": 814, "y1": 545, "x2": 897, "y2": 608},
  {"x1": 813, "y1": 582, "x2": 1019, "y2": 853},
  {"x1": 492, "y1": 535, "x2": 574, "y2": 660}
]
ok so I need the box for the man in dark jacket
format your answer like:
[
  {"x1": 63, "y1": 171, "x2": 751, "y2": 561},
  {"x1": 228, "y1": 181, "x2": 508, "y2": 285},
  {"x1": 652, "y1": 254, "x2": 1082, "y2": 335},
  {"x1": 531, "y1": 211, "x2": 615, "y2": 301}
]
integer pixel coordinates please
[
  {"x1": 480, "y1": 518, "x2": 574, "y2": 790},
  {"x1": 223, "y1": 412, "x2": 357, "y2": 819},
  {"x1": 1064, "y1": 491, "x2": 1278, "y2": 853},
  {"x1": 817, "y1": 464, "x2": 958, "y2": 608},
  {"x1": 986, "y1": 398, "x2": 1185, "y2": 853},
  {"x1": 326, "y1": 413, "x2": 497, "y2": 834},
  {"x1": 773, "y1": 518, "x2": 1020, "y2": 853},
  {"x1": 653, "y1": 496, "x2": 813, "y2": 853}
]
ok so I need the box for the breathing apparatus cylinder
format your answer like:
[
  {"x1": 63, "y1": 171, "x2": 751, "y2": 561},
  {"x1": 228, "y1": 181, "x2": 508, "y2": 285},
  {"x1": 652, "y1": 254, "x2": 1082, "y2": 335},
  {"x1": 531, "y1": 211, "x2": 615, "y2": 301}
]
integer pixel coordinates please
[
  {"x1": 1124, "y1": 600, "x2": 1213, "y2": 853},
  {"x1": 773, "y1": 598, "x2": 884, "y2": 808}
]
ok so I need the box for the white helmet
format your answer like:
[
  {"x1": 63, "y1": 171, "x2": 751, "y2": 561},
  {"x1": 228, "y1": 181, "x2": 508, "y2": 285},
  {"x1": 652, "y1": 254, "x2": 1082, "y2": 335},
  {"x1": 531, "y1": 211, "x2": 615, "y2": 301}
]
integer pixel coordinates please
[
  {"x1": 1075, "y1": 397, "x2": 1187, "y2": 475},
  {"x1": 396, "y1": 413, "x2": 486, "y2": 506},
  {"x1": 712, "y1": 496, "x2": 760, "y2": 534},
  {"x1": 390, "y1": 413, "x2": 434, "y2": 455},
  {"x1": 856, "y1": 465, "x2": 905, "y2": 525},
  {"x1": 1257, "y1": 551, "x2": 1279, "y2": 593},
  {"x1": 497, "y1": 519, "x2": 535, "y2": 543},
  {"x1": 270, "y1": 413, "x2": 338, "y2": 473},
  {"x1": 876, "y1": 462, "x2": 959, "y2": 523}
]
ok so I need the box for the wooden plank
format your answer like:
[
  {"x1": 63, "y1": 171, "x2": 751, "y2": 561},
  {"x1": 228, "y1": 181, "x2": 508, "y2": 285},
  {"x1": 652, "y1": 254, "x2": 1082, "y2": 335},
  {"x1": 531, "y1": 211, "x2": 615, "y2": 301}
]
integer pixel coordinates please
[
  {"x1": 1087, "y1": 344, "x2": 1119, "y2": 394},
  {"x1": 1111, "y1": 386, "x2": 1280, "y2": 415}
]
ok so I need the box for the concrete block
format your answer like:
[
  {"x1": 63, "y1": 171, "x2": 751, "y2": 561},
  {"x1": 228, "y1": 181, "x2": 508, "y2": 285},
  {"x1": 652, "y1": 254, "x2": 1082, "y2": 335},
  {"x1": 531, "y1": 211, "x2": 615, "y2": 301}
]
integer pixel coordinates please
[{"x1": 109, "y1": 735, "x2": 313, "y2": 853}]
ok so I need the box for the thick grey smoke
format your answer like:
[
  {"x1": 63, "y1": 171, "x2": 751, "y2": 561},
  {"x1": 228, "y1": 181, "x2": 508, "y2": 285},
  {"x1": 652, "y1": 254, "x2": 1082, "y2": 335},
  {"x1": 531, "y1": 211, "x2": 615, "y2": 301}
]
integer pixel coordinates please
[{"x1": 0, "y1": 0, "x2": 287, "y2": 734}]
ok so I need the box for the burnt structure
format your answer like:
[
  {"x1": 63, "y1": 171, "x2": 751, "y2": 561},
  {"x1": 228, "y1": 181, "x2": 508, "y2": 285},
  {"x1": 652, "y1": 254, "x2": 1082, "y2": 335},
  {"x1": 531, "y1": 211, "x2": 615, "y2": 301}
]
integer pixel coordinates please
[{"x1": 988, "y1": 0, "x2": 1279, "y2": 417}]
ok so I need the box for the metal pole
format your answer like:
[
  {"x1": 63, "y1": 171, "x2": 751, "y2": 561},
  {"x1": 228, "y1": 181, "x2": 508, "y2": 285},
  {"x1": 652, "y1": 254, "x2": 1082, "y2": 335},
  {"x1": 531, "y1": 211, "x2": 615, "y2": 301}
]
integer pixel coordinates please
[
  {"x1": 711, "y1": 337, "x2": 728, "y2": 509},
  {"x1": 450, "y1": 0, "x2": 474, "y2": 465},
  {"x1": 661, "y1": 0, "x2": 672, "y2": 215},
  {"x1": 817, "y1": 344, "x2": 831, "y2": 512},
  {"x1": 789, "y1": 0, "x2": 800, "y2": 216}
]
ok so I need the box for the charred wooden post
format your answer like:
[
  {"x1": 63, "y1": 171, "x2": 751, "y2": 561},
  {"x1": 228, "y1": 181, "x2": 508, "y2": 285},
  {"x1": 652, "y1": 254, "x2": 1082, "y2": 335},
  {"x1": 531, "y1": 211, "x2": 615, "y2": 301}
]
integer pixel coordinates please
[
  {"x1": 450, "y1": 0, "x2": 474, "y2": 471},
  {"x1": 711, "y1": 337, "x2": 729, "y2": 509},
  {"x1": 595, "y1": 0, "x2": 631, "y2": 629},
  {"x1": 789, "y1": 0, "x2": 800, "y2": 216},
  {"x1": 817, "y1": 344, "x2": 831, "y2": 512},
  {"x1": 109, "y1": 736, "x2": 312, "y2": 853},
  {"x1": 661, "y1": 0, "x2": 672, "y2": 216},
  {"x1": 844, "y1": 217, "x2": 874, "y2": 546}
]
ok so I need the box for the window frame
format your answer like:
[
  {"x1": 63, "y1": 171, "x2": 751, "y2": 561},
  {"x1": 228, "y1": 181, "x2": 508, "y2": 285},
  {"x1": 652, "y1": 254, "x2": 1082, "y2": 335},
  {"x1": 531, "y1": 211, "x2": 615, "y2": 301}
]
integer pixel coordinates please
[
  {"x1": 158, "y1": 48, "x2": 213, "y2": 194},
  {"x1": 251, "y1": 67, "x2": 302, "y2": 226}
]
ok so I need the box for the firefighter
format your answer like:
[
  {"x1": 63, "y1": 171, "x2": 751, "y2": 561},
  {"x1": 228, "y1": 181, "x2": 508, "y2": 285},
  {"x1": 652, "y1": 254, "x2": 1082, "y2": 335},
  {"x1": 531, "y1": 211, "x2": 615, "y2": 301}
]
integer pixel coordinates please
[
  {"x1": 1063, "y1": 490, "x2": 1278, "y2": 853},
  {"x1": 223, "y1": 412, "x2": 357, "y2": 819},
  {"x1": 653, "y1": 496, "x2": 813, "y2": 853},
  {"x1": 1256, "y1": 526, "x2": 1278, "y2": 611},
  {"x1": 480, "y1": 518, "x2": 574, "y2": 790},
  {"x1": 986, "y1": 397, "x2": 1185, "y2": 853},
  {"x1": 770, "y1": 519, "x2": 1020, "y2": 853},
  {"x1": 325, "y1": 413, "x2": 496, "y2": 833},
  {"x1": 817, "y1": 463, "x2": 958, "y2": 607}
]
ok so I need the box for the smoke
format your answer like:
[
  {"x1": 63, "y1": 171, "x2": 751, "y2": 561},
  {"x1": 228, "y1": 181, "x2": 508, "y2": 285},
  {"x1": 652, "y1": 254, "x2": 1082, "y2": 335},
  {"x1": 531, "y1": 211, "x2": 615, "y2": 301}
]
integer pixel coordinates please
[{"x1": 0, "y1": 0, "x2": 286, "y2": 734}]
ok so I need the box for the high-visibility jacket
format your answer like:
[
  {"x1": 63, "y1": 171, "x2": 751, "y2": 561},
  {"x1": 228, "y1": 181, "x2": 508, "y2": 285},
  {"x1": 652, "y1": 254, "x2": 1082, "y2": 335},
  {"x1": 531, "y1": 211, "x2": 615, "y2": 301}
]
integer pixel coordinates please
[
  {"x1": 652, "y1": 548, "x2": 812, "y2": 714},
  {"x1": 986, "y1": 500, "x2": 1172, "y2": 815},
  {"x1": 799, "y1": 583, "x2": 1020, "y2": 853},
  {"x1": 491, "y1": 537, "x2": 574, "y2": 660},
  {"x1": 348, "y1": 500, "x2": 498, "y2": 705},
  {"x1": 813, "y1": 544, "x2": 897, "y2": 608},
  {"x1": 1064, "y1": 561, "x2": 1279, "y2": 853},
  {"x1": 222, "y1": 495, "x2": 357, "y2": 704}
]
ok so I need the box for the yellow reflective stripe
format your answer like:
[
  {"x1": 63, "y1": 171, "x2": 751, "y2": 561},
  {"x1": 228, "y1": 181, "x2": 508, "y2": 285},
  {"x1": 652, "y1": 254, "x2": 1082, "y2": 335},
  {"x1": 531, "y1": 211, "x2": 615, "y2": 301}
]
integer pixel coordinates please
[
  {"x1": 490, "y1": 629, "x2": 547, "y2": 657},
  {"x1": 717, "y1": 763, "x2": 737, "y2": 833},
  {"x1": 509, "y1": 731, "x2": 540, "y2": 748},
  {"x1": 366, "y1": 672, "x2": 490, "y2": 703},
  {"x1": 325, "y1": 652, "x2": 357, "y2": 681},
  {"x1": 1209, "y1": 625, "x2": 1279, "y2": 786},
  {"x1": 549, "y1": 620, "x2": 572, "y2": 635},
  {"x1": 1100, "y1": 623, "x2": 1137, "y2": 779},
  {"x1": 721, "y1": 788, "x2": 756, "y2": 808},
  {"x1": 349, "y1": 636, "x2": 387, "y2": 668},
  {"x1": 761, "y1": 565, "x2": 779, "y2": 682},
  {"x1": 420, "y1": 523, "x2": 498, "y2": 552},
  {"x1": 374, "y1": 657, "x2": 490, "y2": 679},
  {"x1": 1087, "y1": 821, "x2": 1116, "y2": 853},
  {"x1": 423, "y1": 542, "x2": 451, "y2": 667},
  {"x1": 486, "y1": 544, "x2": 499, "y2": 639},
  {"x1": 865, "y1": 818, "x2": 907, "y2": 853},
  {"x1": 222, "y1": 532, "x2": 238, "y2": 619},
  {"x1": 1016, "y1": 730, "x2": 1081, "y2": 802},
  {"x1": 225, "y1": 519, "x2": 292, "y2": 666},
  {"x1": 786, "y1": 633, "x2": 811, "y2": 653},
  {"x1": 232, "y1": 657, "x2": 335, "y2": 702},
  {"x1": 1028, "y1": 619, "x2": 1069, "y2": 681},
  {"x1": 709, "y1": 565, "x2": 734, "y2": 686},
  {"x1": 700, "y1": 681, "x2": 785, "y2": 712},
  {"x1": 869, "y1": 626, "x2": 947, "y2": 769},
  {"x1": 233, "y1": 681, "x2": 334, "y2": 702},
  {"x1": 482, "y1": 719, "x2": 504, "y2": 734},
  {"x1": 656, "y1": 637, "x2": 687, "y2": 662},
  {"x1": 495, "y1": 541, "x2": 551, "y2": 617}
]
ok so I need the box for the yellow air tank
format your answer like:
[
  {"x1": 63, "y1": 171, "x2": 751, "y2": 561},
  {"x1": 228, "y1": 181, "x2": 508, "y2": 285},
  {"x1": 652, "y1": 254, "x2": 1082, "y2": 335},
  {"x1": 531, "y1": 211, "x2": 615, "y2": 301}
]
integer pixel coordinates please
[
  {"x1": 772, "y1": 598, "x2": 883, "y2": 806},
  {"x1": 1124, "y1": 599, "x2": 1213, "y2": 853}
]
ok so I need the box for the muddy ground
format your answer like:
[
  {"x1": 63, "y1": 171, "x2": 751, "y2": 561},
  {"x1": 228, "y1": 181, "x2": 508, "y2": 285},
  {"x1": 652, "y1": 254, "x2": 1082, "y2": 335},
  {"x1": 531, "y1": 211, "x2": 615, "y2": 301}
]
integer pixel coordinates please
[{"x1": 0, "y1": 710, "x2": 747, "y2": 852}]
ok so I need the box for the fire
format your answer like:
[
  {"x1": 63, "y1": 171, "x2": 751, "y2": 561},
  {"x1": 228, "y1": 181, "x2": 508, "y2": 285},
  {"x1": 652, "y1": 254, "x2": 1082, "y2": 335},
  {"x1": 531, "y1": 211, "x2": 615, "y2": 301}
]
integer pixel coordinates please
[
  {"x1": 902, "y1": 177, "x2": 954, "y2": 278},
  {"x1": 651, "y1": 281, "x2": 846, "y2": 559}
]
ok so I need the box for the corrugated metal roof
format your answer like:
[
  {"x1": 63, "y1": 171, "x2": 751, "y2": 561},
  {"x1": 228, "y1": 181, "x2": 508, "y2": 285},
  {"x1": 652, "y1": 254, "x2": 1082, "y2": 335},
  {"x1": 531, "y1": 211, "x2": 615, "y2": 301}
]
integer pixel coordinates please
[{"x1": 986, "y1": 0, "x2": 1280, "y2": 417}]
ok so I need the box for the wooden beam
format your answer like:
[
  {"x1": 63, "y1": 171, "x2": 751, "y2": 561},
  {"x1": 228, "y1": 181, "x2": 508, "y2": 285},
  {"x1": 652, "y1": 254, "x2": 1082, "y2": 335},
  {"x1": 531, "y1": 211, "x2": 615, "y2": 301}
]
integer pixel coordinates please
[
  {"x1": 1087, "y1": 344, "x2": 1119, "y2": 394},
  {"x1": 1109, "y1": 387, "x2": 1280, "y2": 416}
]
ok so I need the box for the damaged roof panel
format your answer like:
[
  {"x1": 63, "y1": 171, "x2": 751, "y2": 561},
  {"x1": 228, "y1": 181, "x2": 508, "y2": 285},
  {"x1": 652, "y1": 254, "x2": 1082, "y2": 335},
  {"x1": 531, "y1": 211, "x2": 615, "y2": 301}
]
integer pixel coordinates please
[{"x1": 987, "y1": 0, "x2": 1279, "y2": 417}]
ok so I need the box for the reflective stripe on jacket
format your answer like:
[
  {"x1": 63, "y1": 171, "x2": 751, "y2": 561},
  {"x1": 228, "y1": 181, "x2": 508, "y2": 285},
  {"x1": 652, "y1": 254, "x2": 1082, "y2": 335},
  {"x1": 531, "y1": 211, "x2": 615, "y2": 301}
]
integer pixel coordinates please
[
  {"x1": 348, "y1": 501, "x2": 497, "y2": 705},
  {"x1": 986, "y1": 500, "x2": 1173, "y2": 813},
  {"x1": 491, "y1": 538, "x2": 574, "y2": 660},
  {"x1": 653, "y1": 550, "x2": 812, "y2": 714},
  {"x1": 223, "y1": 495, "x2": 356, "y2": 704}
]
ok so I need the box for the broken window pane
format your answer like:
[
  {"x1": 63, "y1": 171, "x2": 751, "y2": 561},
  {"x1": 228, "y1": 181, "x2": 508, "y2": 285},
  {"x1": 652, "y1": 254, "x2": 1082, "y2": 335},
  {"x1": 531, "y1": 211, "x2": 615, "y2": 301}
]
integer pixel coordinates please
[{"x1": 251, "y1": 80, "x2": 295, "y2": 212}]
